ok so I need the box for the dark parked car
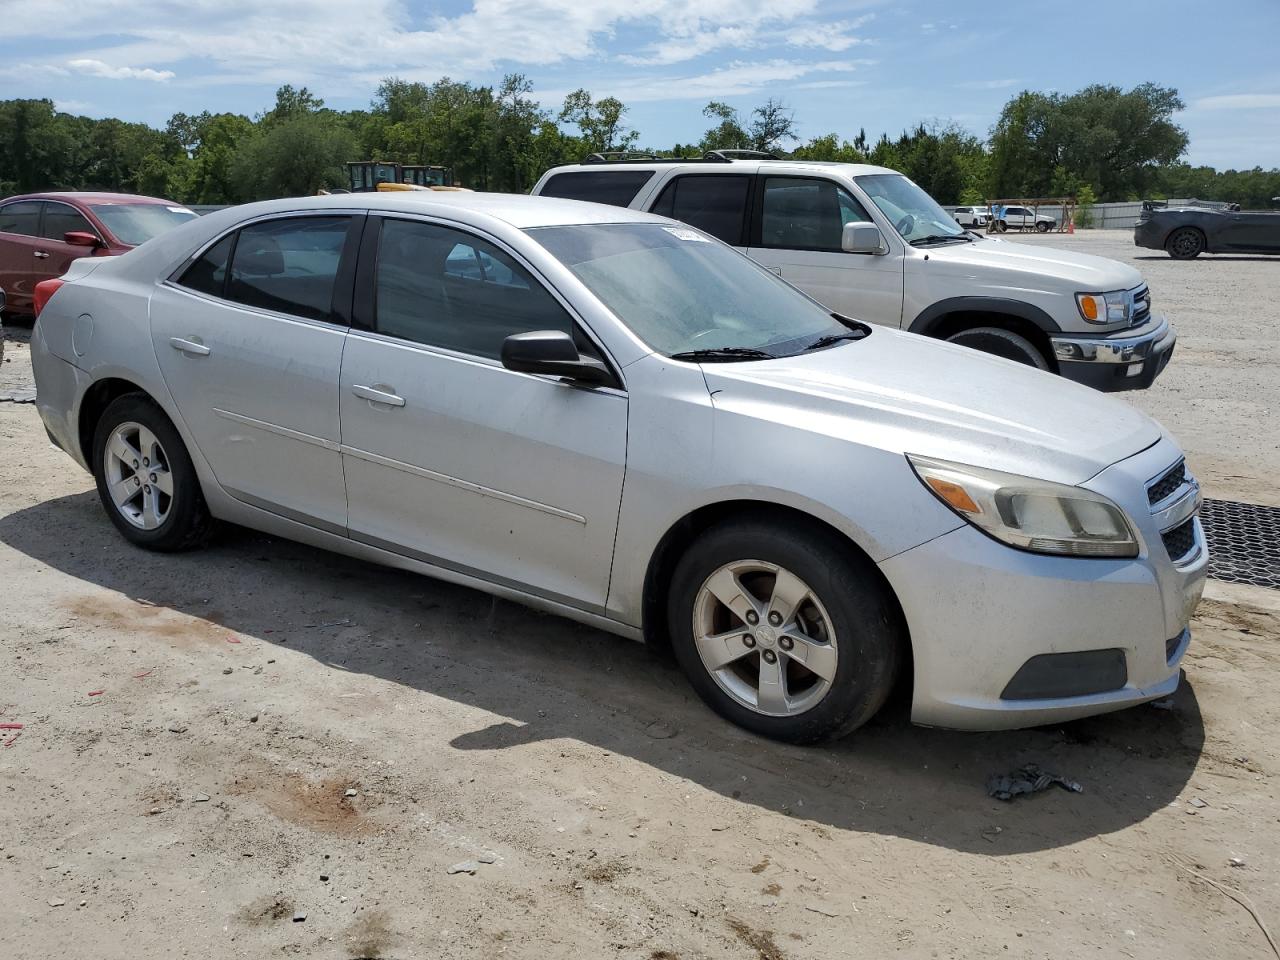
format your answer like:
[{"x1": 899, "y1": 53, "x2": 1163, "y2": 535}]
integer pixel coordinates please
[
  {"x1": 0, "y1": 192, "x2": 197, "y2": 315},
  {"x1": 1135, "y1": 199, "x2": 1280, "y2": 259}
]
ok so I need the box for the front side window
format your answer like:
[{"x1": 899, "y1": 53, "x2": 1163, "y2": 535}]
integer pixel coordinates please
[
  {"x1": 531, "y1": 222, "x2": 853, "y2": 357},
  {"x1": 41, "y1": 203, "x2": 96, "y2": 241},
  {"x1": 539, "y1": 171, "x2": 654, "y2": 208},
  {"x1": 759, "y1": 177, "x2": 872, "y2": 252},
  {"x1": 0, "y1": 200, "x2": 42, "y2": 237},
  {"x1": 375, "y1": 219, "x2": 571, "y2": 359},
  {"x1": 650, "y1": 174, "x2": 750, "y2": 245},
  {"x1": 226, "y1": 216, "x2": 351, "y2": 321},
  {"x1": 857, "y1": 173, "x2": 965, "y2": 243},
  {"x1": 89, "y1": 203, "x2": 196, "y2": 246}
]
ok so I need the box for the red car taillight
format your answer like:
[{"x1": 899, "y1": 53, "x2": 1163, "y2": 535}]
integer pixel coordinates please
[{"x1": 33, "y1": 278, "x2": 64, "y2": 318}]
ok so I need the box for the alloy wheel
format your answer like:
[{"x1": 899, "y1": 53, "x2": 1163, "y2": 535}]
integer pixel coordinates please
[
  {"x1": 692, "y1": 560, "x2": 838, "y2": 717},
  {"x1": 103, "y1": 421, "x2": 174, "y2": 530}
]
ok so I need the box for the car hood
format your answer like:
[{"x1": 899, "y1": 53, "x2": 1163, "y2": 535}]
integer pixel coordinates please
[
  {"x1": 700, "y1": 328, "x2": 1162, "y2": 485},
  {"x1": 925, "y1": 236, "x2": 1143, "y2": 290}
]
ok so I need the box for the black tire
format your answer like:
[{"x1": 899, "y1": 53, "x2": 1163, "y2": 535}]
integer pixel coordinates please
[
  {"x1": 668, "y1": 518, "x2": 904, "y2": 744},
  {"x1": 1035, "y1": 221, "x2": 1050, "y2": 233},
  {"x1": 91, "y1": 393, "x2": 213, "y2": 551},
  {"x1": 1166, "y1": 227, "x2": 1205, "y2": 260},
  {"x1": 945, "y1": 326, "x2": 1049, "y2": 369},
  {"x1": 995, "y1": 220, "x2": 1008, "y2": 233}
]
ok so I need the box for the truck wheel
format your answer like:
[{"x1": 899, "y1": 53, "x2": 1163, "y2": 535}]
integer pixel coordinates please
[
  {"x1": 995, "y1": 220, "x2": 1008, "y2": 233},
  {"x1": 1166, "y1": 227, "x2": 1205, "y2": 260},
  {"x1": 668, "y1": 518, "x2": 903, "y2": 743},
  {"x1": 91, "y1": 393, "x2": 214, "y2": 551},
  {"x1": 945, "y1": 327, "x2": 1049, "y2": 370},
  {"x1": 1036, "y1": 221, "x2": 1050, "y2": 233}
]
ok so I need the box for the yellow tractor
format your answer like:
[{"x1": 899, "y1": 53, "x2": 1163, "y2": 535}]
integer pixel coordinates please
[{"x1": 343, "y1": 161, "x2": 459, "y2": 192}]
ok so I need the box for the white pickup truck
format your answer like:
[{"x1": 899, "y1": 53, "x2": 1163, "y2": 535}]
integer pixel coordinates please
[{"x1": 533, "y1": 157, "x2": 1175, "y2": 391}]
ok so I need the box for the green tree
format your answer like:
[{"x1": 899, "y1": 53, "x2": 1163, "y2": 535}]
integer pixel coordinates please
[
  {"x1": 559, "y1": 89, "x2": 638, "y2": 155},
  {"x1": 231, "y1": 111, "x2": 354, "y2": 200}
]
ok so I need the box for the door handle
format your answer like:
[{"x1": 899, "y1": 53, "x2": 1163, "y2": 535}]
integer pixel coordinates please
[
  {"x1": 169, "y1": 336, "x2": 211, "y2": 357},
  {"x1": 33, "y1": 251, "x2": 50, "y2": 259},
  {"x1": 352, "y1": 383, "x2": 405, "y2": 407}
]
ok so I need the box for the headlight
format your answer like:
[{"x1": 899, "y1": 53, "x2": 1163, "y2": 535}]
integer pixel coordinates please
[
  {"x1": 908, "y1": 455, "x2": 1139, "y2": 558},
  {"x1": 1076, "y1": 290, "x2": 1129, "y2": 324}
]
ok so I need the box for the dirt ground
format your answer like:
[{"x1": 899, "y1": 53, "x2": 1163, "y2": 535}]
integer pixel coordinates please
[{"x1": 1, "y1": 232, "x2": 1278, "y2": 960}]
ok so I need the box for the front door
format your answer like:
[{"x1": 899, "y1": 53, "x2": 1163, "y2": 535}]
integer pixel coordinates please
[
  {"x1": 747, "y1": 175, "x2": 905, "y2": 326},
  {"x1": 39, "y1": 200, "x2": 103, "y2": 279},
  {"x1": 149, "y1": 214, "x2": 357, "y2": 532},
  {"x1": 340, "y1": 215, "x2": 628, "y2": 611},
  {"x1": 1223, "y1": 212, "x2": 1280, "y2": 252}
]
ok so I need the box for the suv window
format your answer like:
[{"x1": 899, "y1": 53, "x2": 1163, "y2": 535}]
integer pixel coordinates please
[
  {"x1": 539, "y1": 170, "x2": 654, "y2": 208},
  {"x1": 177, "y1": 234, "x2": 234, "y2": 298},
  {"x1": 41, "y1": 202, "x2": 96, "y2": 241},
  {"x1": 760, "y1": 177, "x2": 872, "y2": 252},
  {"x1": 375, "y1": 218, "x2": 571, "y2": 360},
  {"x1": 0, "y1": 200, "x2": 42, "y2": 237},
  {"x1": 649, "y1": 174, "x2": 750, "y2": 244},
  {"x1": 226, "y1": 217, "x2": 351, "y2": 321}
]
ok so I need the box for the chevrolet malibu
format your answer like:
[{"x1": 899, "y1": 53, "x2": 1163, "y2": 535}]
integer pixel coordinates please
[{"x1": 30, "y1": 193, "x2": 1207, "y2": 742}]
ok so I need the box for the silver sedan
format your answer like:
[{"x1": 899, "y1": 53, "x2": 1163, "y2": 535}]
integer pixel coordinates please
[{"x1": 31, "y1": 193, "x2": 1206, "y2": 742}]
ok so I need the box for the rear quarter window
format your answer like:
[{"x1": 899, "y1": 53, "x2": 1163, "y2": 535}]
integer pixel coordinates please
[{"x1": 539, "y1": 171, "x2": 655, "y2": 208}]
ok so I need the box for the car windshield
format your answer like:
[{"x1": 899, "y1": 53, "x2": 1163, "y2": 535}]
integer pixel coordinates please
[
  {"x1": 856, "y1": 174, "x2": 966, "y2": 243},
  {"x1": 529, "y1": 223, "x2": 854, "y2": 358},
  {"x1": 89, "y1": 203, "x2": 198, "y2": 246}
]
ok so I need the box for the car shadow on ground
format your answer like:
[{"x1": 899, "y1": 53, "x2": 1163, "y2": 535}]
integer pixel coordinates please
[
  {"x1": 1133, "y1": 255, "x2": 1280, "y2": 262},
  {"x1": 0, "y1": 491, "x2": 1206, "y2": 855}
]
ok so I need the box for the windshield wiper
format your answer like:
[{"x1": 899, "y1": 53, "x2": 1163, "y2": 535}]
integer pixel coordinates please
[
  {"x1": 909, "y1": 233, "x2": 973, "y2": 246},
  {"x1": 804, "y1": 330, "x2": 869, "y2": 351},
  {"x1": 669, "y1": 347, "x2": 776, "y2": 362}
]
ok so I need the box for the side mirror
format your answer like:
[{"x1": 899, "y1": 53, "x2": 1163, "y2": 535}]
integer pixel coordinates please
[
  {"x1": 64, "y1": 231, "x2": 101, "y2": 248},
  {"x1": 841, "y1": 222, "x2": 885, "y2": 255},
  {"x1": 500, "y1": 330, "x2": 613, "y2": 386}
]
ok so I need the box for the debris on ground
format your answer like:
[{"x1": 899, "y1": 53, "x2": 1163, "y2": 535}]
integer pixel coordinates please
[
  {"x1": 344, "y1": 788, "x2": 358, "y2": 797},
  {"x1": 644, "y1": 720, "x2": 677, "y2": 739},
  {"x1": 1230, "y1": 857, "x2": 1246, "y2": 868},
  {"x1": 477, "y1": 851, "x2": 498, "y2": 864},
  {"x1": 987, "y1": 764, "x2": 1083, "y2": 801},
  {"x1": 47, "y1": 898, "x2": 65, "y2": 907},
  {"x1": 448, "y1": 861, "x2": 480, "y2": 875},
  {"x1": 0, "y1": 385, "x2": 37, "y2": 403},
  {"x1": 1150, "y1": 697, "x2": 1176, "y2": 711},
  {"x1": 191, "y1": 793, "x2": 210, "y2": 803},
  {"x1": 1189, "y1": 797, "x2": 1208, "y2": 809},
  {"x1": 981, "y1": 825, "x2": 1003, "y2": 842},
  {"x1": 292, "y1": 911, "x2": 306, "y2": 923}
]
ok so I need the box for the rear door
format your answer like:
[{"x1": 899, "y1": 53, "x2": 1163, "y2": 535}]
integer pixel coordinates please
[
  {"x1": 339, "y1": 214, "x2": 628, "y2": 611},
  {"x1": 647, "y1": 173, "x2": 752, "y2": 252},
  {"x1": 150, "y1": 213, "x2": 358, "y2": 532},
  {"x1": 746, "y1": 175, "x2": 905, "y2": 326},
  {"x1": 0, "y1": 200, "x2": 46, "y2": 311},
  {"x1": 39, "y1": 200, "x2": 103, "y2": 281}
]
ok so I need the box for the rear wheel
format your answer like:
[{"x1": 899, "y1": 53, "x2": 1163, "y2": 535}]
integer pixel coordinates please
[
  {"x1": 1166, "y1": 227, "x2": 1205, "y2": 260},
  {"x1": 92, "y1": 394, "x2": 213, "y2": 551},
  {"x1": 945, "y1": 326, "x2": 1049, "y2": 369},
  {"x1": 668, "y1": 519, "x2": 903, "y2": 743}
]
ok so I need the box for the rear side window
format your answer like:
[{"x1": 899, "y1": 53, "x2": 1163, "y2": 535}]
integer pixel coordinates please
[
  {"x1": 178, "y1": 234, "x2": 234, "y2": 298},
  {"x1": 226, "y1": 217, "x2": 351, "y2": 321},
  {"x1": 41, "y1": 203, "x2": 96, "y2": 241},
  {"x1": 649, "y1": 175, "x2": 750, "y2": 245},
  {"x1": 539, "y1": 171, "x2": 654, "y2": 208},
  {"x1": 375, "y1": 218, "x2": 571, "y2": 360},
  {"x1": 0, "y1": 200, "x2": 42, "y2": 237}
]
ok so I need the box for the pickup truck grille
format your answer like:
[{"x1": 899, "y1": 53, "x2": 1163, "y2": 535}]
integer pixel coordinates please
[{"x1": 1131, "y1": 285, "x2": 1152, "y2": 327}]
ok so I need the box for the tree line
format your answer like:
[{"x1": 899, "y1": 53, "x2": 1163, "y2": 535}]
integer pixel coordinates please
[{"x1": 2, "y1": 78, "x2": 1278, "y2": 210}]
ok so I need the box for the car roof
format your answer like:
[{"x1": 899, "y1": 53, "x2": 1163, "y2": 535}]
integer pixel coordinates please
[
  {"x1": 0, "y1": 192, "x2": 182, "y2": 205},
  {"x1": 544, "y1": 159, "x2": 901, "y2": 178},
  {"x1": 216, "y1": 191, "x2": 671, "y2": 229}
]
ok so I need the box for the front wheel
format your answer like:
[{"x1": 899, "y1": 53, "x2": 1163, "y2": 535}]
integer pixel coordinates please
[
  {"x1": 1036, "y1": 221, "x2": 1050, "y2": 233},
  {"x1": 995, "y1": 220, "x2": 1008, "y2": 233},
  {"x1": 945, "y1": 326, "x2": 1049, "y2": 370},
  {"x1": 92, "y1": 393, "x2": 213, "y2": 551},
  {"x1": 1166, "y1": 227, "x2": 1205, "y2": 260},
  {"x1": 668, "y1": 519, "x2": 903, "y2": 743}
]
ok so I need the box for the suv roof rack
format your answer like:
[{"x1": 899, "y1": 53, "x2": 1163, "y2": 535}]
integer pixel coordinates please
[
  {"x1": 703, "y1": 149, "x2": 779, "y2": 161},
  {"x1": 578, "y1": 149, "x2": 782, "y2": 166}
]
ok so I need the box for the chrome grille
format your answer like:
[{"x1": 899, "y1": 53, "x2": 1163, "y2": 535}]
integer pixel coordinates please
[
  {"x1": 1148, "y1": 460, "x2": 1186, "y2": 506},
  {"x1": 1131, "y1": 285, "x2": 1151, "y2": 327}
]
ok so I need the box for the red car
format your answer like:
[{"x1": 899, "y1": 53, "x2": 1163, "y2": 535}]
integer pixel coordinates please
[{"x1": 0, "y1": 192, "x2": 198, "y2": 316}]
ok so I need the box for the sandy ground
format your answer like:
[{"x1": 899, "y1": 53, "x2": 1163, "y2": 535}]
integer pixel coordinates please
[{"x1": 1, "y1": 233, "x2": 1278, "y2": 960}]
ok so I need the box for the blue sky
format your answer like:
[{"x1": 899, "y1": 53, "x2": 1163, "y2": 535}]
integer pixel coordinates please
[{"x1": 2, "y1": 0, "x2": 1278, "y2": 169}]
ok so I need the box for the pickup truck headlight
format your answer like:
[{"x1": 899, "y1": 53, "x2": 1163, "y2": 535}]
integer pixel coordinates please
[
  {"x1": 908, "y1": 455, "x2": 1139, "y2": 558},
  {"x1": 1076, "y1": 290, "x2": 1129, "y2": 324}
]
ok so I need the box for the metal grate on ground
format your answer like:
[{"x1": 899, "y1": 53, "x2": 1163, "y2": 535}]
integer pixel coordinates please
[{"x1": 1200, "y1": 498, "x2": 1280, "y2": 590}]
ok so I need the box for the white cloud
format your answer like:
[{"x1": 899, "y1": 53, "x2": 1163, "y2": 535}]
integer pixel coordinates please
[
  {"x1": 958, "y1": 78, "x2": 1021, "y2": 91},
  {"x1": 1192, "y1": 93, "x2": 1280, "y2": 111},
  {"x1": 68, "y1": 58, "x2": 175, "y2": 81},
  {"x1": 598, "y1": 58, "x2": 873, "y2": 102}
]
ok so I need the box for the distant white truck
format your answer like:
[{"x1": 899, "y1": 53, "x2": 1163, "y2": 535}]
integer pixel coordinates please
[
  {"x1": 994, "y1": 204, "x2": 1057, "y2": 233},
  {"x1": 951, "y1": 205, "x2": 988, "y2": 229}
]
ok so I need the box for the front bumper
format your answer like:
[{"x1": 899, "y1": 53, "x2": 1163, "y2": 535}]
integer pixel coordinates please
[
  {"x1": 1050, "y1": 314, "x2": 1176, "y2": 392},
  {"x1": 879, "y1": 436, "x2": 1207, "y2": 731}
]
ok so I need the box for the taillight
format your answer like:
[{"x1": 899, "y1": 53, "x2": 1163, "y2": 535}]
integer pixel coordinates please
[{"x1": 33, "y1": 278, "x2": 64, "y2": 317}]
